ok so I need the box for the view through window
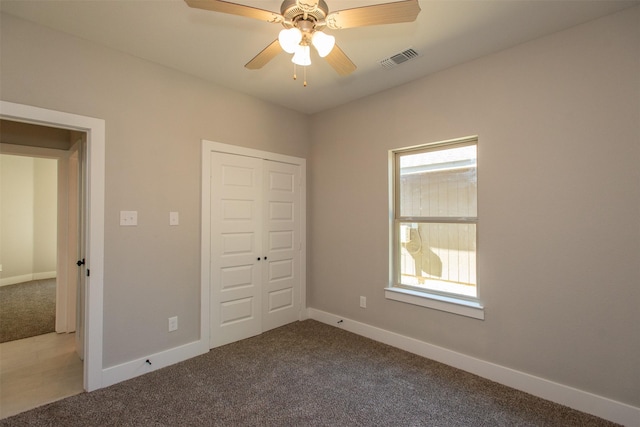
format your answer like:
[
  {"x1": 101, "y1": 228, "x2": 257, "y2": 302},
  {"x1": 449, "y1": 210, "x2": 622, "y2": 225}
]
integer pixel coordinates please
[{"x1": 393, "y1": 139, "x2": 478, "y2": 300}]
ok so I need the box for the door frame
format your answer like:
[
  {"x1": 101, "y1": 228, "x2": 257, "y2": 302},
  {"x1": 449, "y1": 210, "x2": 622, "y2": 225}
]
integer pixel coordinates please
[
  {"x1": 0, "y1": 100, "x2": 105, "y2": 392},
  {"x1": 201, "y1": 140, "x2": 307, "y2": 347}
]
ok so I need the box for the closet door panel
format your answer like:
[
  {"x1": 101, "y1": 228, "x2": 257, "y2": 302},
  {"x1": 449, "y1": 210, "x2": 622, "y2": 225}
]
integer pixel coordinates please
[
  {"x1": 262, "y1": 160, "x2": 301, "y2": 331},
  {"x1": 210, "y1": 152, "x2": 263, "y2": 347}
]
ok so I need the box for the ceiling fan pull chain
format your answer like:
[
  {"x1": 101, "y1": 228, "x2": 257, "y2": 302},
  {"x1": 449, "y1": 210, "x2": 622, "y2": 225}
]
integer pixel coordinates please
[{"x1": 292, "y1": 62, "x2": 307, "y2": 87}]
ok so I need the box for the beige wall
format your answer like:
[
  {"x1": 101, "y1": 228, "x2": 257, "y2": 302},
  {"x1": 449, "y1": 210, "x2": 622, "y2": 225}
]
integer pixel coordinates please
[
  {"x1": 0, "y1": 155, "x2": 57, "y2": 283},
  {"x1": 309, "y1": 6, "x2": 640, "y2": 407},
  {"x1": 33, "y1": 157, "x2": 58, "y2": 274},
  {"x1": 0, "y1": 155, "x2": 34, "y2": 280},
  {"x1": 0, "y1": 13, "x2": 310, "y2": 367}
]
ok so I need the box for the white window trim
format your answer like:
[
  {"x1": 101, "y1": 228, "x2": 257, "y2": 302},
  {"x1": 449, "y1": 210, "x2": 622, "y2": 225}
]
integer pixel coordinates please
[
  {"x1": 384, "y1": 287, "x2": 484, "y2": 320},
  {"x1": 387, "y1": 136, "x2": 484, "y2": 320}
]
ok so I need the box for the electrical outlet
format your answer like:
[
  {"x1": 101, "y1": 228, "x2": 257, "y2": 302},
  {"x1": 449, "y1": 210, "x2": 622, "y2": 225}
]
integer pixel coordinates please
[
  {"x1": 168, "y1": 316, "x2": 178, "y2": 332},
  {"x1": 120, "y1": 210, "x2": 138, "y2": 226},
  {"x1": 169, "y1": 211, "x2": 179, "y2": 226},
  {"x1": 360, "y1": 296, "x2": 367, "y2": 308}
]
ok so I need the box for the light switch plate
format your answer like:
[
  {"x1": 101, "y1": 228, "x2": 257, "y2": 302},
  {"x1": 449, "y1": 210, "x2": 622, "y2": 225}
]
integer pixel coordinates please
[
  {"x1": 168, "y1": 316, "x2": 178, "y2": 332},
  {"x1": 169, "y1": 211, "x2": 179, "y2": 226},
  {"x1": 120, "y1": 211, "x2": 138, "y2": 226}
]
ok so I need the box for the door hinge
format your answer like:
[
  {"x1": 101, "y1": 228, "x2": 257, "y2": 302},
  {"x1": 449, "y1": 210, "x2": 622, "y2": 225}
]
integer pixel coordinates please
[{"x1": 87, "y1": 269, "x2": 90, "y2": 277}]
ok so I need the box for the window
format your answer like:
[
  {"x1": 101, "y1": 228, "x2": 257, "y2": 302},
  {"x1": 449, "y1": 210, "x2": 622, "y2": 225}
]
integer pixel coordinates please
[{"x1": 386, "y1": 137, "x2": 483, "y2": 319}]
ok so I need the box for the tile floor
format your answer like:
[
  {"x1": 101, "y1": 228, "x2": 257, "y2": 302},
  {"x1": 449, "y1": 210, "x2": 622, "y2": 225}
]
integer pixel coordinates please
[{"x1": 0, "y1": 332, "x2": 84, "y2": 419}]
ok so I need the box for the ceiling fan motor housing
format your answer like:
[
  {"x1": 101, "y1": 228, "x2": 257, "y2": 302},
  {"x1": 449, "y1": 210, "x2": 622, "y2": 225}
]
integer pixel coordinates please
[{"x1": 280, "y1": 0, "x2": 329, "y2": 28}]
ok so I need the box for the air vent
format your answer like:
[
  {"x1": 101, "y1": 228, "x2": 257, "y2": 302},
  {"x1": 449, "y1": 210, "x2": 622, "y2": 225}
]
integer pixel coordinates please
[{"x1": 379, "y1": 48, "x2": 419, "y2": 69}]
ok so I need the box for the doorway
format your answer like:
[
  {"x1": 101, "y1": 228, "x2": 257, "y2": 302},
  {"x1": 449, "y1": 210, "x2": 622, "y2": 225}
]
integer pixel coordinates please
[
  {"x1": 0, "y1": 138, "x2": 85, "y2": 339},
  {"x1": 0, "y1": 154, "x2": 60, "y2": 343},
  {"x1": 0, "y1": 101, "x2": 105, "y2": 392},
  {"x1": 0, "y1": 125, "x2": 86, "y2": 417}
]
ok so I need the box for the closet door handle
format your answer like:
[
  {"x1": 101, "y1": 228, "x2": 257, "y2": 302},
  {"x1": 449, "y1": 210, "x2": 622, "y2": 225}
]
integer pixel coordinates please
[{"x1": 257, "y1": 257, "x2": 261, "y2": 261}]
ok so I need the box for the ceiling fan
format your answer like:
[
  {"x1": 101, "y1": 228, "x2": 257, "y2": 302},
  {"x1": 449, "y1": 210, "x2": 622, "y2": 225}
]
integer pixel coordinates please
[{"x1": 185, "y1": 0, "x2": 421, "y2": 81}]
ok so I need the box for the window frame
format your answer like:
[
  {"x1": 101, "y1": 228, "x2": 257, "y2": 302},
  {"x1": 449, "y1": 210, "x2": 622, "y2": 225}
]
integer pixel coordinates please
[{"x1": 386, "y1": 136, "x2": 484, "y2": 320}]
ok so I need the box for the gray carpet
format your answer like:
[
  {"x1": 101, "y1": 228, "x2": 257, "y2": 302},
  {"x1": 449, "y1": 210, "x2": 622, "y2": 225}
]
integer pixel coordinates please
[
  {"x1": 0, "y1": 320, "x2": 619, "y2": 426},
  {"x1": 0, "y1": 279, "x2": 56, "y2": 343}
]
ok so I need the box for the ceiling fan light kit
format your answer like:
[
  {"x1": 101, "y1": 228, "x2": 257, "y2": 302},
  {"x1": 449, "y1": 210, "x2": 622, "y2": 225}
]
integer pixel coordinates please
[
  {"x1": 292, "y1": 44, "x2": 312, "y2": 66},
  {"x1": 185, "y1": 0, "x2": 421, "y2": 85},
  {"x1": 279, "y1": 27, "x2": 303, "y2": 54},
  {"x1": 311, "y1": 31, "x2": 335, "y2": 58}
]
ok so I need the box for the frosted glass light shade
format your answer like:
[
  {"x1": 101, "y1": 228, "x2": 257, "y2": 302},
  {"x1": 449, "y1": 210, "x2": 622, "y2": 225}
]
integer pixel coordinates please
[
  {"x1": 311, "y1": 31, "x2": 335, "y2": 57},
  {"x1": 279, "y1": 28, "x2": 302, "y2": 54},
  {"x1": 292, "y1": 45, "x2": 311, "y2": 66}
]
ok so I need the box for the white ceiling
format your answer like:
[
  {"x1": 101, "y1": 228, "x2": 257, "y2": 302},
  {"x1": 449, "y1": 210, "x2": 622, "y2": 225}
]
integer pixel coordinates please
[{"x1": 1, "y1": 0, "x2": 637, "y2": 114}]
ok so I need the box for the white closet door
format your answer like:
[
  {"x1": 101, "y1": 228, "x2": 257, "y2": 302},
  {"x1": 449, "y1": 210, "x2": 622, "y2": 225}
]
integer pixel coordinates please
[
  {"x1": 210, "y1": 152, "x2": 263, "y2": 347},
  {"x1": 262, "y1": 160, "x2": 301, "y2": 332}
]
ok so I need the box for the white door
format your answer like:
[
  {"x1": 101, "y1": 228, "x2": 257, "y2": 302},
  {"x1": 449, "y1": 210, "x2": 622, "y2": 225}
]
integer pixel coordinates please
[
  {"x1": 262, "y1": 160, "x2": 301, "y2": 331},
  {"x1": 210, "y1": 152, "x2": 263, "y2": 347},
  {"x1": 66, "y1": 144, "x2": 79, "y2": 335},
  {"x1": 75, "y1": 139, "x2": 87, "y2": 360},
  {"x1": 209, "y1": 153, "x2": 302, "y2": 347}
]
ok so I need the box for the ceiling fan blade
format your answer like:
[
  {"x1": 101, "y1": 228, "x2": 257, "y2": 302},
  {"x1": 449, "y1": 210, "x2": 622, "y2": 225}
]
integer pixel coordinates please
[
  {"x1": 326, "y1": 0, "x2": 420, "y2": 30},
  {"x1": 325, "y1": 44, "x2": 357, "y2": 76},
  {"x1": 245, "y1": 40, "x2": 282, "y2": 70},
  {"x1": 185, "y1": 0, "x2": 283, "y2": 23}
]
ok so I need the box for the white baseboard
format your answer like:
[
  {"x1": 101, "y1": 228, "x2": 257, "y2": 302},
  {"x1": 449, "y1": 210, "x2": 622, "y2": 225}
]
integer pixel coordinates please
[
  {"x1": 0, "y1": 272, "x2": 56, "y2": 287},
  {"x1": 101, "y1": 339, "x2": 209, "y2": 388},
  {"x1": 33, "y1": 271, "x2": 56, "y2": 280},
  {"x1": 1, "y1": 274, "x2": 32, "y2": 287},
  {"x1": 308, "y1": 308, "x2": 640, "y2": 427}
]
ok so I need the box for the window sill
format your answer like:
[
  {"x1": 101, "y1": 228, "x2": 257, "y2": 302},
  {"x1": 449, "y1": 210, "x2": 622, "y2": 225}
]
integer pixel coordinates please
[{"x1": 385, "y1": 287, "x2": 484, "y2": 320}]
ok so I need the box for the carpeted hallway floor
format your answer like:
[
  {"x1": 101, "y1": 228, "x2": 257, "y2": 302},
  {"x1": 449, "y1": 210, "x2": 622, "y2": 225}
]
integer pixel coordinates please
[{"x1": 0, "y1": 279, "x2": 56, "y2": 343}]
